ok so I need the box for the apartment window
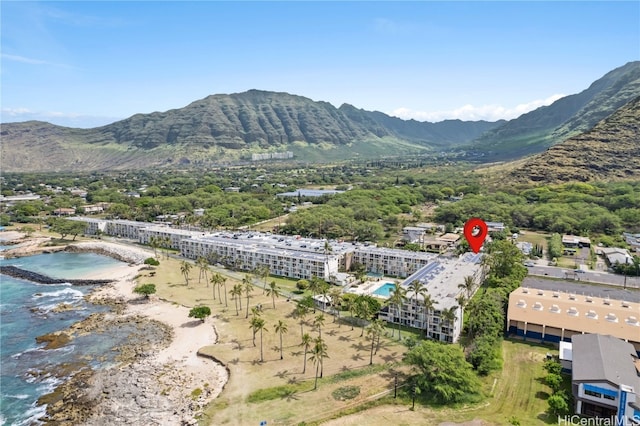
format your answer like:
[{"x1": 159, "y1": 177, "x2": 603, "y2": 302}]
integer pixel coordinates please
[
  {"x1": 585, "y1": 389, "x2": 601, "y2": 398},
  {"x1": 603, "y1": 394, "x2": 615, "y2": 401}
]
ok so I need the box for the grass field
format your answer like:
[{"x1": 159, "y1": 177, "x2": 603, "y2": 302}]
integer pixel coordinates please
[{"x1": 136, "y1": 256, "x2": 561, "y2": 426}]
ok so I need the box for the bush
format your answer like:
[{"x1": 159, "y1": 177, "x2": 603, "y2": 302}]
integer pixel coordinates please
[
  {"x1": 133, "y1": 283, "x2": 156, "y2": 298},
  {"x1": 144, "y1": 257, "x2": 160, "y2": 266},
  {"x1": 188, "y1": 305, "x2": 211, "y2": 322},
  {"x1": 332, "y1": 386, "x2": 360, "y2": 401},
  {"x1": 296, "y1": 279, "x2": 309, "y2": 291}
]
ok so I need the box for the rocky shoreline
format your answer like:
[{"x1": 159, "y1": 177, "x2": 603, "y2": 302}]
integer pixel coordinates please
[
  {"x1": 0, "y1": 265, "x2": 115, "y2": 285},
  {"x1": 3, "y1": 232, "x2": 228, "y2": 425}
]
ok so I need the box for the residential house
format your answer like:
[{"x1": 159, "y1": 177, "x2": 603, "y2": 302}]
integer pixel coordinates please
[{"x1": 570, "y1": 334, "x2": 639, "y2": 423}]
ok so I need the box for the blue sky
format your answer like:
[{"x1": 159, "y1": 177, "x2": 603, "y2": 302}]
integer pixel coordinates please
[{"x1": 2, "y1": 1, "x2": 639, "y2": 127}]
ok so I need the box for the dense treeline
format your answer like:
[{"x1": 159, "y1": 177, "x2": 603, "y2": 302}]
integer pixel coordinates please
[
  {"x1": 434, "y1": 181, "x2": 640, "y2": 234},
  {"x1": 464, "y1": 240, "x2": 527, "y2": 375},
  {"x1": 3, "y1": 166, "x2": 639, "y2": 241}
]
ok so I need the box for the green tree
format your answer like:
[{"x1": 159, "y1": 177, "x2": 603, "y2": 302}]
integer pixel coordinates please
[
  {"x1": 547, "y1": 392, "x2": 569, "y2": 417},
  {"x1": 243, "y1": 275, "x2": 254, "y2": 318},
  {"x1": 230, "y1": 283, "x2": 243, "y2": 315},
  {"x1": 404, "y1": 340, "x2": 481, "y2": 404},
  {"x1": 293, "y1": 303, "x2": 310, "y2": 337},
  {"x1": 545, "y1": 373, "x2": 563, "y2": 393},
  {"x1": 366, "y1": 319, "x2": 384, "y2": 365},
  {"x1": 255, "y1": 317, "x2": 267, "y2": 362},
  {"x1": 273, "y1": 320, "x2": 288, "y2": 360},
  {"x1": 133, "y1": 283, "x2": 156, "y2": 300},
  {"x1": 458, "y1": 275, "x2": 475, "y2": 300},
  {"x1": 388, "y1": 283, "x2": 407, "y2": 340},
  {"x1": 196, "y1": 256, "x2": 210, "y2": 286},
  {"x1": 266, "y1": 280, "x2": 280, "y2": 309},
  {"x1": 300, "y1": 332, "x2": 312, "y2": 374},
  {"x1": 180, "y1": 260, "x2": 192, "y2": 286},
  {"x1": 309, "y1": 337, "x2": 329, "y2": 389},
  {"x1": 313, "y1": 313, "x2": 326, "y2": 339},
  {"x1": 188, "y1": 305, "x2": 211, "y2": 323}
]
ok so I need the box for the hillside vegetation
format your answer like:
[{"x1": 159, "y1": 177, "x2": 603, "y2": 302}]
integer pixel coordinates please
[{"x1": 510, "y1": 96, "x2": 640, "y2": 183}]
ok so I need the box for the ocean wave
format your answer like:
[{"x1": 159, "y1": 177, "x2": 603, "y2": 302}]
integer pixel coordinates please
[
  {"x1": 2, "y1": 393, "x2": 30, "y2": 399},
  {"x1": 14, "y1": 403, "x2": 46, "y2": 426},
  {"x1": 32, "y1": 288, "x2": 84, "y2": 300},
  {"x1": 13, "y1": 344, "x2": 76, "y2": 360}
]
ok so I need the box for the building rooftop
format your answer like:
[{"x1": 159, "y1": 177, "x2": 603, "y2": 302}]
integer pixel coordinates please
[
  {"x1": 571, "y1": 334, "x2": 640, "y2": 390},
  {"x1": 521, "y1": 277, "x2": 640, "y2": 303},
  {"x1": 399, "y1": 253, "x2": 483, "y2": 310},
  {"x1": 276, "y1": 189, "x2": 344, "y2": 197},
  {"x1": 508, "y1": 287, "x2": 640, "y2": 344}
]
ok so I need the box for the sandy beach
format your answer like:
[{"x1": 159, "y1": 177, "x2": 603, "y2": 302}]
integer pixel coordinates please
[{"x1": 1, "y1": 233, "x2": 229, "y2": 425}]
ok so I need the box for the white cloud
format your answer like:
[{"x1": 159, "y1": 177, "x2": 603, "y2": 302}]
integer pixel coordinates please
[
  {"x1": 2, "y1": 53, "x2": 71, "y2": 68},
  {"x1": 390, "y1": 94, "x2": 566, "y2": 122},
  {"x1": 1, "y1": 107, "x2": 122, "y2": 128}
]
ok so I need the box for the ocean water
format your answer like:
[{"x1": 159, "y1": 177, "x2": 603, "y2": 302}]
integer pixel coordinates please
[{"x1": 0, "y1": 252, "x2": 129, "y2": 425}]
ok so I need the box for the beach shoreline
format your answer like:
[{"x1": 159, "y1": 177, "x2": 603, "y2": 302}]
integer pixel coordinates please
[{"x1": 1, "y1": 232, "x2": 229, "y2": 425}]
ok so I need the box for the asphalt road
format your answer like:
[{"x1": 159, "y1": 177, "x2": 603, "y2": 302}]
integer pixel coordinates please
[{"x1": 527, "y1": 265, "x2": 640, "y2": 289}]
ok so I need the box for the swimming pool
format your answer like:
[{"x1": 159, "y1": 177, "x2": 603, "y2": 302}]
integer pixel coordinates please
[{"x1": 372, "y1": 282, "x2": 396, "y2": 297}]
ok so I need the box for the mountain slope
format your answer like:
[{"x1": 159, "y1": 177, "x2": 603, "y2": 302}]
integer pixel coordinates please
[
  {"x1": 1, "y1": 90, "x2": 500, "y2": 172},
  {"x1": 509, "y1": 96, "x2": 640, "y2": 183},
  {"x1": 472, "y1": 61, "x2": 640, "y2": 160}
]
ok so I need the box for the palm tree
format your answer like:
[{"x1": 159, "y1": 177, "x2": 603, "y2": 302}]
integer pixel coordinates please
[
  {"x1": 344, "y1": 296, "x2": 356, "y2": 330},
  {"x1": 274, "y1": 320, "x2": 288, "y2": 360},
  {"x1": 308, "y1": 277, "x2": 325, "y2": 307},
  {"x1": 300, "y1": 332, "x2": 312, "y2": 373},
  {"x1": 388, "y1": 283, "x2": 407, "y2": 340},
  {"x1": 313, "y1": 313, "x2": 325, "y2": 339},
  {"x1": 356, "y1": 296, "x2": 372, "y2": 338},
  {"x1": 196, "y1": 256, "x2": 210, "y2": 286},
  {"x1": 266, "y1": 280, "x2": 279, "y2": 309},
  {"x1": 180, "y1": 260, "x2": 192, "y2": 286},
  {"x1": 458, "y1": 275, "x2": 475, "y2": 300},
  {"x1": 249, "y1": 316, "x2": 261, "y2": 347},
  {"x1": 407, "y1": 280, "x2": 426, "y2": 328},
  {"x1": 220, "y1": 274, "x2": 228, "y2": 307},
  {"x1": 441, "y1": 306, "x2": 458, "y2": 342},
  {"x1": 293, "y1": 304, "x2": 309, "y2": 337},
  {"x1": 309, "y1": 337, "x2": 329, "y2": 389},
  {"x1": 255, "y1": 318, "x2": 267, "y2": 362},
  {"x1": 242, "y1": 274, "x2": 254, "y2": 318},
  {"x1": 318, "y1": 282, "x2": 330, "y2": 312},
  {"x1": 149, "y1": 235, "x2": 160, "y2": 258},
  {"x1": 422, "y1": 292, "x2": 437, "y2": 339},
  {"x1": 230, "y1": 283, "x2": 242, "y2": 316},
  {"x1": 366, "y1": 319, "x2": 384, "y2": 365},
  {"x1": 329, "y1": 287, "x2": 342, "y2": 323},
  {"x1": 259, "y1": 265, "x2": 270, "y2": 294}
]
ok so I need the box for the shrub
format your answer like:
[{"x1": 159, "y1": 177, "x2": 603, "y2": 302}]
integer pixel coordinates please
[
  {"x1": 133, "y1": 283, "x2": 156, "y2": 298},
  {"x1": 144, "y1": 257, "x2": 160, "y2": 266},
  {"x1": 332, "y1": 386, "x2": 360, "y2": 401},
  {"x1": 189, "y1": 305, "x2": 211, "y2": 322}
]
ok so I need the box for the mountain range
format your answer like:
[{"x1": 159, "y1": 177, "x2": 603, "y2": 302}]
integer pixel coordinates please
[{"x1": 1, "y1": 61, "x2": 639, "y2": 174}]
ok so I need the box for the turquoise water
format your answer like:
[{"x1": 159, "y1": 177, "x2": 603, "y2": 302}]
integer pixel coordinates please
[
  {"x1": 372, "y1": 282, "x2": 396, "y2": 297},
  {"x1": 0, "y1": 252, "x2": 127, "y2": 425}
]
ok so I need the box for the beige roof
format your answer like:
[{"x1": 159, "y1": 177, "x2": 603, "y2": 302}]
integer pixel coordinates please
[
  {"x1": 436, "y1": 233, "x2": 460, "y2": 243},
  {"x1": 507, "y1": 287, "x2": 640, "y2": 344}
]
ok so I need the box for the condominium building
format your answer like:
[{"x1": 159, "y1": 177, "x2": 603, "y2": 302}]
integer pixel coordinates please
[
  {"x1": 378, "y1": 252, "x2": 484, "y2": 343},
  {"x1": 139, "y1": 225, "x2": 205, "y2": 250},
  {"x1": 350, "y1": 245, "x2": 436, "y2": 278}
]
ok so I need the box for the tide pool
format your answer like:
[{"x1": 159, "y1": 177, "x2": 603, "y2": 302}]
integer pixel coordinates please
[{"x1": 0, "y1": 252, "x2": 127, "y2": 425}]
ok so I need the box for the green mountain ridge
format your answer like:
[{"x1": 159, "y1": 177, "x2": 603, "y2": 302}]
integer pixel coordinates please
[
  {"x1": 471, "y1": 61, "x2": 640, "y2": 160},
  {"x1": 510, "y1": 95, "x2": 640, "y2": 183},
  {"x1": 1, "y1": 62, "x2": 639, "y2": 173}
]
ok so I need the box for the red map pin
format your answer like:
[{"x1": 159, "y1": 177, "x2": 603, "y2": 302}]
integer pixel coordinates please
[{"x1": 463, "y1": 218, "x2": 488, "y2": 254}]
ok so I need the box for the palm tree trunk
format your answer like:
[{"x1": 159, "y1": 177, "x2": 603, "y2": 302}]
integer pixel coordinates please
[
  {"x1": 260, "y1": 329, "x2": 264, "y2": 362},
  {"x1": 369, "y1": 336, "x2": 375, "y2": 365},
  {"x1": 314, "y1": 363, "x2": 319, "y2": 390},
  {"x1": 279, "y1": 333, "x2": 283, "y2": 360},
  {"x1": 303, "y1": 348, "x2": 307, "y2": 373}
]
